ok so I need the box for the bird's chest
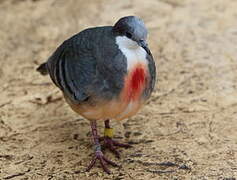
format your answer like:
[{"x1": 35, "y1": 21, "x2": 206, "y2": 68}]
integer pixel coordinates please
[
  {"x1": 67, "y1": 48, "x2": 149, "y2": 121},
  {"x1": 120, "y1": 47, "x2": 149, "y2": 102},
  {"x1": 121, "y1": 63, "x2": 148, "y2": 102},
  {"x1": 112, "y1": 47, "x2": 149, "y2": 120}
]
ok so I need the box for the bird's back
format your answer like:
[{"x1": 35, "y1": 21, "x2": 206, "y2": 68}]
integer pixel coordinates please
[
  {"x1": 38, "y1": 25, "x2": 155, "y2": 121},
  {"x1": 36, "y1": 16, "x2": 157, "y2": 174},
  {"x1": 44, "y1": 26, "x2": 127, "y2": 104}
]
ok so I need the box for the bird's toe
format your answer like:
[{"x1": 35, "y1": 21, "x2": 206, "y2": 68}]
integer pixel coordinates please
[{"x1": 86, "y1": 150, "x2": 119, "y2": 174}]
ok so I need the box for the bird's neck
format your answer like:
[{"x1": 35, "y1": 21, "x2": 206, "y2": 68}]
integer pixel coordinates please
[
  {"x1": 115, "y1": 36, "x2": 139, "y2": 49},
  {"x1": 115, "y1": 36, "x2": 148, "y2": 71},
  {"x1": 116, "y1": 36, "x2": 149, "y2": 102}
]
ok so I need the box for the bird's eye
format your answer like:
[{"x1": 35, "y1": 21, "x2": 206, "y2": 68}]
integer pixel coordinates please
[{"x1": 125, "y1": 32, "x2": 132, "y2": 38}]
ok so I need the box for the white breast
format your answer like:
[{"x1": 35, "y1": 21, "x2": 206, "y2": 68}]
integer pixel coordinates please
[
  {"x1": 114, "y1": 36, "x2": 148, "y2": 120},
  {"x1": 116, "y1": 36, "x2": 148, "y2": 70}
]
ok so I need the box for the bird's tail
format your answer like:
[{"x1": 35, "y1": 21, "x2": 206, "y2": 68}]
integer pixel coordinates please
[{"x1": 36, "y1": 63, "x2": 48, "y2": 75}]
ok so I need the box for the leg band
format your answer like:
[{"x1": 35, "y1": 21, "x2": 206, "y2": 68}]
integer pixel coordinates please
[{"x1": 104, "y1": 128, "x2": 114, "y2": 138}]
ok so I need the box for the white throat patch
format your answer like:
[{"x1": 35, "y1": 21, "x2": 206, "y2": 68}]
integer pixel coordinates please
[{"x1": 115, "y1": 36, "x2": 147, "y2": 70}]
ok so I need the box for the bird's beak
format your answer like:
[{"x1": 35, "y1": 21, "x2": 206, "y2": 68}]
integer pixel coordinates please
[{"x1": 138, "y1": 40, "x2": 151, "y2": 55}]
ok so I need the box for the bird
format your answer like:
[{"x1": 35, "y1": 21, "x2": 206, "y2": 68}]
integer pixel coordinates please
[{"x1": 37, "y1": 16, "x2": 156, "y2": 174}]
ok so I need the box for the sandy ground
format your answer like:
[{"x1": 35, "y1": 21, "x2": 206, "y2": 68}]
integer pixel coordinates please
[{"x1": 0, "y1": 0, "x2": 237, "y2": 179}]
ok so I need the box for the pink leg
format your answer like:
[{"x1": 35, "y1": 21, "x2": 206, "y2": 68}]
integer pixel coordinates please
[
  {"x1": 86, "y1": 120, "x2": 119, "y2": 174},
  {"x1": 101, "y1": 120, "x2": 132, "y2": 158}
]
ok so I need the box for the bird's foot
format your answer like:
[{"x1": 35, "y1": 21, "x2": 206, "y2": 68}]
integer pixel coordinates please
[
  {"x1": 100, "y1": 136, "x2": 132, "y2": 158},
  {"x1": 86, "y1": 150, "x2": 119, "y2": 174}
]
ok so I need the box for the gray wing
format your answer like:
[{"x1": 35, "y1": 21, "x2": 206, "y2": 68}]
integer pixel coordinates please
[
  {"x1": 46, "y1": 27, "x2": 127, "y2": 104},
  {"x1": 46, "y1": 36, "x2": 96, "y2": 103},
  {"x1": 144, "y1": 52, "x2": 156, "y2": 98}
]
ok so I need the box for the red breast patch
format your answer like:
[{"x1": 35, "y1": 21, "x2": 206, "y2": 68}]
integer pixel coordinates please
[{"x1": 122, "y1": 63, "x2": 147, "y2": 102}]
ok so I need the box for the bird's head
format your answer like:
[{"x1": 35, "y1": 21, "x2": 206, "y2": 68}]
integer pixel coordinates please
[{"x1": 113, "y1": 16, "x2": 151, "y2": 55}]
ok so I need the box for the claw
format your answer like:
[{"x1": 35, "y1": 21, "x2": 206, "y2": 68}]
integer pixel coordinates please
[
  {"x1": 86, "y1": 150, "x2": 118, "y2": 174},
  {"x1": 106, "y1": 143, "x2": 120, "y2": 158},
  {"x1": 102, "y1": 136, "x2": 132, "y2": 158},
  {"x1": 113, "y1": 140, "x2": 132, "y2": 148}
]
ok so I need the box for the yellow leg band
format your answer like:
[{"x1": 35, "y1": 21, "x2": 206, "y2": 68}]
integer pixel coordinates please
[{"x1": 104, "y1": 128, "x2": 114, "y2": 138}]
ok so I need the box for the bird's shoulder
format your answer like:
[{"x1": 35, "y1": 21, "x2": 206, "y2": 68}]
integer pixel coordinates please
[
  {"x1": 143, "y1": 52, "x2": 156, "y2": 98},
  {"x1": 46, "y1": 26, "x2": 127, "y2": 103}
]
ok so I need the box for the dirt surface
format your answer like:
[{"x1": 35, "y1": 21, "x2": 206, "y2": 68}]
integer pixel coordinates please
[{"x1": 1, "y1": 0, "x2": 237, "y2": 179}]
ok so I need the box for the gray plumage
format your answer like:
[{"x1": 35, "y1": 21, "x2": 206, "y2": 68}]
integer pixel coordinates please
[
  {"x1": 113, "y1": 16, "x2": 148, "y2": 42},
  {"x1": 143, "y1": 53, "x2": 156, "y2": 99},
  {"x1": 37, "y1": 16, "x2": 157, "y2": 173},
  {"x1": 36, "y1": 62, "x2": 48, "y2": 75},
  {"x1": 37, "y1": 16, "x2": 156, "y2": 105}
]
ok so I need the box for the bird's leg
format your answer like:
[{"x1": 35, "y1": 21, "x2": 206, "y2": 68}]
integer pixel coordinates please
[
  {"x1": 102, "y1": 119, "x2": 132, "y2": 158},
  {"x1": 86, "y1": 120, "x2": 118, "y2": 174}
]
